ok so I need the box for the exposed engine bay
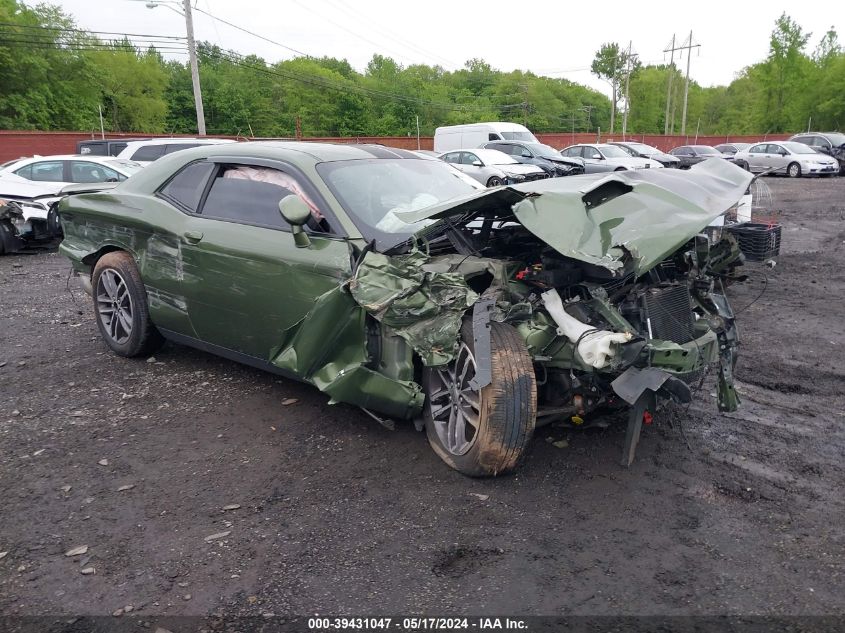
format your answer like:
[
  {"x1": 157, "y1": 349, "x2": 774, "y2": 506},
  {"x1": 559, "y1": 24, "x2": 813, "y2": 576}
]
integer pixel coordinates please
[{"x1": 348, "y1": 161, "x2": 752, "y2": 463}]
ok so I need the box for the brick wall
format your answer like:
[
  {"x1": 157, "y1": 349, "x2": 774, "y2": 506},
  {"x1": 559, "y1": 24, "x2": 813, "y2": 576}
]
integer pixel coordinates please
[{"x1": 0, "y1": 129, "x2": 793, "y2": 162}]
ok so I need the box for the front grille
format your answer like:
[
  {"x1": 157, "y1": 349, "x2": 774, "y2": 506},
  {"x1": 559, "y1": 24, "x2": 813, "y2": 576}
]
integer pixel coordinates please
[{"x1": 642, "y1": 285, "x2": 695, "y2": 343}]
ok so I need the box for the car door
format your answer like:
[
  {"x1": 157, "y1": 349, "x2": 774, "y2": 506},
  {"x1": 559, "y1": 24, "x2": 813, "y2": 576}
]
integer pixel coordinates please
[
  {"x1": 459, "y1": 151, "x2": 487, "y2": 182},
  {"x1": 767, "y1": 144, "x2": 790, "y2": 172},
  {"x1": 583, "y1": 146, "x2": 612, "y2": 173},
  {"x1": 744, "y1": 144, "x2": 766, "y2": 172},
  {"x1": 176, "y1": 159, "x2": 352, "y2": 360}
]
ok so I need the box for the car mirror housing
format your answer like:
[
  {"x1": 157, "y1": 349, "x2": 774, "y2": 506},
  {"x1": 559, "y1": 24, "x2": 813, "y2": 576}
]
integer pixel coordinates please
[
  {"x1": 472, "y1": 160, "x2": 483, "y2": 167},
  {"x1": 592, "y1": 154, "x2": 602, "y2": 160},
  {"x1": 278, "y1": 196, "x2": 312, "y2": 248}
]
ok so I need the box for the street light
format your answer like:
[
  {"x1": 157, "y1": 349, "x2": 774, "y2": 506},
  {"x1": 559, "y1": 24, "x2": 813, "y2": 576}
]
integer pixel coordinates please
[{"x1": 144, "y1": 0, "x2": 206, "y2": 136}]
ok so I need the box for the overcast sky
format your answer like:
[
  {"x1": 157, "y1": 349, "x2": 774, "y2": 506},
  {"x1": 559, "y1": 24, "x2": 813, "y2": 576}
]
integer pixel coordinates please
[{"x1": 39, "y1": 1, "x2": 845, "y2": 97}]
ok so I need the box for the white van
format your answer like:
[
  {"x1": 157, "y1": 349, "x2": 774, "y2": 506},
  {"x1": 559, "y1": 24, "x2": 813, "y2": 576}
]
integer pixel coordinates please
[{"x1": 433, "y1": 122, "x2": 538, "y2": 153}]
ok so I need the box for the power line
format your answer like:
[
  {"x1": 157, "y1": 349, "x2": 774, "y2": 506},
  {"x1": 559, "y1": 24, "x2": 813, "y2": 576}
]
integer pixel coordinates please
[
  {"x1": 0, "y1": 21, "x2": 186, "y2": 40},
  {"x1": 189, "y1": 5, "x2": 310, "y2": 58}
]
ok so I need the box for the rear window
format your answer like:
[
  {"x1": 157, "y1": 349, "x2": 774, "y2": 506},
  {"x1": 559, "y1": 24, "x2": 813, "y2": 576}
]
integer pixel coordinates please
[
  {"x1": 131, "y1": 145, "x2": 166, "y2": 161},
  {"x1": 159, "y1": 161, "x2": 215, "y2": 212},
  {"x1": 164, "y1": 143, "x2": 201, "y2": 155}
]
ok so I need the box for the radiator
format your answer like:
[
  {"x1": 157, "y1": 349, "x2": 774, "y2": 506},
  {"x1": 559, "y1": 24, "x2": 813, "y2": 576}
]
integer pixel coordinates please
[{"x1": 642, "y1": 285, "x2": 695, "y2": 344}]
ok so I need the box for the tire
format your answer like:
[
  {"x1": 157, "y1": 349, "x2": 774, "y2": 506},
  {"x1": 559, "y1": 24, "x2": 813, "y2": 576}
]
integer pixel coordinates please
[
  {"x1": 486, "y1": 176, "x2": 504, "y2": 187},
  {"x1": 787, "y1": 162, "x2": 802, "y2": 178},
  {"x1": 735, "y1": 160, "x2": 749, "y2": 171},
  {"x1": 92, "y1": 251, "x2": 164, "y2": 357},
  {"x1": 423, "y1": 321, "x2": 537, "y2": 477},
  {"x1": 614, "y1": 166, "x2": 627, "y2": 171}
]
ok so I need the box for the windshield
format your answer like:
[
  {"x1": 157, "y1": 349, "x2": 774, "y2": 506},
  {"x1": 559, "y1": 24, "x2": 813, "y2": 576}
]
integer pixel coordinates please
[
  {"x1": 501, "y1": 131, "x2": 538, "y2": 142},
  {"x1": 474, "y1": 149, "x2": 519, "y2": 165},
  {"x1": 781, "y1": 142, "x2": 816, "y2": 155},
  {"x1": 626, "y1": 142, "x2": 661, "y2": 155},
  {"x1": 317, "y1": 158, "x2": 480, "y2": 246},
  {"x1": 525, "y1": 143, "x2": 564, "y2": 159},
  {"x1": 825, "y1": 133, "x2": 845, "y2": 146},
  {"x1": 599, "y1": 145, "x2": 629, "y2": 158},
  {"x1": 692, "y1": 146, "x2": 722, "y2": 155}
]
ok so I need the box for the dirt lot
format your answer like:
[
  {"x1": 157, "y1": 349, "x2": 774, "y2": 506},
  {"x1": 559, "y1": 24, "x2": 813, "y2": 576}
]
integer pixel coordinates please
[{"x1": 1, "y1": 176, "x2": 844, "y2": 624}]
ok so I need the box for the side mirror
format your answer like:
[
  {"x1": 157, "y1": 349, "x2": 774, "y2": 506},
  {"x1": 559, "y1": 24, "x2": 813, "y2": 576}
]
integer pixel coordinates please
[
  {"x1": 521, "y1": 151, "x2": 531, "y2": 158},
  {"x1": 779, "y1": 150, "x2": 788, "y2": 156},
  {"x1": 472, "y1": 160, "x2": 483, "y2": 167},
  {"x1": 278, "y1": 196, "x2": 311, "y2": 248},
  {"x1": 591, "y1": 153, "x2": 602, "y2": 160}
]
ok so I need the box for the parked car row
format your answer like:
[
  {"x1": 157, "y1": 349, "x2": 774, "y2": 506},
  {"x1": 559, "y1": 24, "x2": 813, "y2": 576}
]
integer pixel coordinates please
[{"x1": 0, "y1": 138, "x2": 236, "y2": 253}]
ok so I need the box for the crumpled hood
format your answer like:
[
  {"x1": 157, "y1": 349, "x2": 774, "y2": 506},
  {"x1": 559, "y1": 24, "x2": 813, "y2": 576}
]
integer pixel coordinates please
[{"x1": 396, "y1": 158, "x2": 753, "y2": 275}]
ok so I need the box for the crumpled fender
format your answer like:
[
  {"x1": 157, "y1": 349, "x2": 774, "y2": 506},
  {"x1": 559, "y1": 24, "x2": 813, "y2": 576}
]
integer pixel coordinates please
[{"x1": 271, "y1": 284, "x2": 424, "y2": 419}]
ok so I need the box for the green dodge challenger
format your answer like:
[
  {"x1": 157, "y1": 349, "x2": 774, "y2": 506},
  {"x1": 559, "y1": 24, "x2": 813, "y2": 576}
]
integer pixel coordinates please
[{"x1": 58, "y1": 142, "x2": 753, "y2": 476}]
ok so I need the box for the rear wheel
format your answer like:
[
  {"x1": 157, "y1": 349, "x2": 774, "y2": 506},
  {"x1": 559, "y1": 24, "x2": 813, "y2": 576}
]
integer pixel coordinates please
[
  {"x1": 735, "y1": 160, "x2": 749, "y2": 171},
  {"x1": 92, "y1": 251, "x2": 164, "y2": 357},
  {"x1": 423, "y1": 322, "x2": 537, "y2": 477},
  {"x1": 787, "y1": 162, "x2": 802, "y2": 178}
]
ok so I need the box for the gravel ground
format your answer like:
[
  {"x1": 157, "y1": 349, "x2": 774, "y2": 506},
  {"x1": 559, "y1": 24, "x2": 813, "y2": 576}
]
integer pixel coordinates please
[{"x1": 1, "y1": 176, "x2": 844, "y2": 624}]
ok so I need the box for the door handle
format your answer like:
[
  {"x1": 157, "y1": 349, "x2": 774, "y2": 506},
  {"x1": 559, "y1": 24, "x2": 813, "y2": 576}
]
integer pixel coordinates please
[{"x1": 183, "y1": 230, "x2": 204, "y2": 244}]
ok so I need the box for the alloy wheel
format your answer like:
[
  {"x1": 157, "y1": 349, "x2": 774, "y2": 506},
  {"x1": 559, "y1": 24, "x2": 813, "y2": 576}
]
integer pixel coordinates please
[
  {"x1": 96, "y1": 268, "x2": 133, "y2": 344},
  {"x1": 427, "y1": 342, "x2": 481, "y2": 455}
]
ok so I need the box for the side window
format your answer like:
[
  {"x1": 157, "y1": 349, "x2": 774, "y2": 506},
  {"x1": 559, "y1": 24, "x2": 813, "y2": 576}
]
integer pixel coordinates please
[
  {"x1": 26, "y1": 161, "x2": 65, "y2": 182},
  {"x1": 109, "y1": 143, "x2": 128, "y2": 156},
  {"x1": 164, "y1": 143, "x2": 201, "y2": 155},
  {"x1": 586, "y1": 146, "x2": 601, "y2": 159},
  {"x1": 516, "y1": 145, "x2": 531, "y2": 158},
  {"x1": 488, "y1": 133, "x2": 501, "y2": 141},
  {"x1": 460, "y1": 152, "x2": 478, "y2": 165},
  {"x1": 200, "y1": 165, "x2": 326, "y2": 232},
  {"x1": 815, "y1": 136, "x2": 831, "y2": 149},
  {"x1": 562, "y1": 147, "x2": 578, "y2": 158},
  {"x1": 487, "y1": 143, "x2": 506, "y2": 153},
  {"x1": 131, "y1": 145, "x2": 166, "y2": 162},
  {"x1": 13, "y1": 164, "x2": 33, "y2": 179},
  {"x1": 70, "y1": 161, "x2": 121, "y2": 183},
  {"x1": 159, "y1": 161, "x2": 215, "y2": 212},
  {"x1": 748, "y1": 144, "x2": 765, "y2": 153},
  {"x1": 442, "y1": 152, "x2": 459, "y2": 164}
]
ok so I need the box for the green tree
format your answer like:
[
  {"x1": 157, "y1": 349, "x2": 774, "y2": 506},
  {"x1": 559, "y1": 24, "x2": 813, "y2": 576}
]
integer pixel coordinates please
[{"x1": 590, "y1": 42, "x2": 631, "y2": 133}]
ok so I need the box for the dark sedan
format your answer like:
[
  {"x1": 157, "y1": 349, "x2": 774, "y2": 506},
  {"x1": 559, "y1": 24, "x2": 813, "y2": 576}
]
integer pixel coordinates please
[
  {"x1": 481, "y1": 140, "x2": 585, "y2": 176},
  {"x1": 609, "y1": 141, "x2": 681, "y2": 168},
  {"x1": 669, "y1": 145, "x2": 731, "y2": 169}
]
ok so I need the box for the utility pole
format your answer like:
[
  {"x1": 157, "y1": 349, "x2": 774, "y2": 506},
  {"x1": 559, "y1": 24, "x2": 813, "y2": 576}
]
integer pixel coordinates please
[
  {"x1": 621, "y1": 41, "x2": 635, "y2": 139},
  {"x1": 144, "y1": 0, "x2": 206, "y2": 135},
  {"x1": 183, "y1": 0, "x2": 206, "y2": 136},
  {"x1": 663, "y1": 34, "x2": 676, "y2": 136},
  {"x1": 680, "y1": 30, "x2": 699, "y2": 137}
]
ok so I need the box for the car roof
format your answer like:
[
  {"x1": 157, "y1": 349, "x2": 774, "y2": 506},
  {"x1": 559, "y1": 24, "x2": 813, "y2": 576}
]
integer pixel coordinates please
[
  {"x1": 122, "y1": 138, "x2": 237, "y2": 148},
  {"x1": 180, "y1": 141, "x2": 425, "y2": 162},
  {"x1": 7, "y1": 154, "x2": 140, "y2": 164}
]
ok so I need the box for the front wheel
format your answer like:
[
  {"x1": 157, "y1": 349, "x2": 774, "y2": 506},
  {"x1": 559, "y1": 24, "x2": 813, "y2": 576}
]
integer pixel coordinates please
[
  {"x1": 423, "y1": 322, "x2": 537, "y2": 477},
  {"x1": 787, "y1": 162, "x2": 802, "y2": 178},
  {"x1": 92, "y1": 251, "x2": 164, "y2": 357},
  {"x1": 486, "y1": 176, "x2": 504, "y2": 187}
]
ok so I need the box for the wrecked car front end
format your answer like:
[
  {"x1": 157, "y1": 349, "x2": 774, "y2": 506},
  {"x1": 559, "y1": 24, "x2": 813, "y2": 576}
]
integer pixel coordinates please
[{"x1": 344, "y1": 159, "x2": 752, "y2": 467}]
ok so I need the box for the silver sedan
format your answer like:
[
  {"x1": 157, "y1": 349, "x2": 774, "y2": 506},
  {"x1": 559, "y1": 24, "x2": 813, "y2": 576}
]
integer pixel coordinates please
[
  {"x1": 733, "y1": 141, "x2": 839, "y2": 177},
  {"x1": 559, "y1": 143, "x2": 663, "y2": 173},
  {"x1": 439, "y1": 149, "x2": 547, "y2": 186}
]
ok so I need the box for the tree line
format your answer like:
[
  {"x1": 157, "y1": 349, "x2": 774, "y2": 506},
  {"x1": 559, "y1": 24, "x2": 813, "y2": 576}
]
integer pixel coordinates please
[{"x1": 0, "y1": 1, "x2": 841, "y2": 138}]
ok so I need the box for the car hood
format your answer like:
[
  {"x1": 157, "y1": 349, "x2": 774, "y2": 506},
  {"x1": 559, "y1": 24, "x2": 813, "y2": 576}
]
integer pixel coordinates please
[
  {"x1": 495, "y1": 163, "x2": 545, "y2": 175},
  {"x1": 395, "y1": 158, "x2": 753, "y2": 275}
]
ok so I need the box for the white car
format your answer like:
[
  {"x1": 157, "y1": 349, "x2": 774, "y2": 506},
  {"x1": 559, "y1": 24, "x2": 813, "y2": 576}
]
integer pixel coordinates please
[
  {"x1": 733, "y1": 141, "x2": 839, "y2": 177},
  {"x1": 560, "y1": 143, "x2": 664, "y2": 173},
  {"x1": 0, "y1": 154, "x2": 143, "y2": 185},
  {"x1": 115, "y1": 138, "x2": 236, "y2": 164}
]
